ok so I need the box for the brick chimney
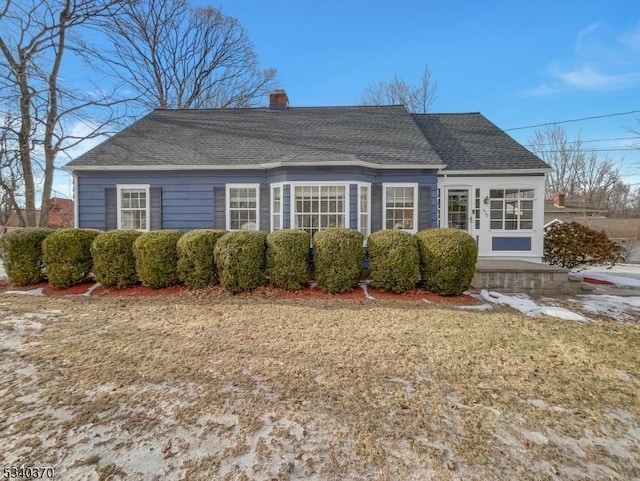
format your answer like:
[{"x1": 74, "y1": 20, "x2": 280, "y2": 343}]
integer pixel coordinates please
[
  {"x1": 553, "y1": 193, "x2": 566, "y2": 208},
  {"x1": 269, "y1": 89, "x2": 288, "y2": 110}
]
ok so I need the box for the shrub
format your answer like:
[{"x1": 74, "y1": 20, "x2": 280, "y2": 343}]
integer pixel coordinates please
[
  {"x1": 544, "y1": 222, "x2": 621, "y2": 268},
  {"x1": 266, "y1": 229, "x2": 310, "y2": 290},
  {"x1": 416, "y1": 228, "x2": 478, "y2": 295},
  {"x1": 313, "y1": 228, "x2": 363, "y2": 293},
  {"x1": 91, "y1": 230, "x2": 142, "y2": 288},
  {"x1": 214, "y1": 231, "x2": 267, "y2": 293},
  {"x1": 177, "y1": 229, "x2": 227, "y2": 288},
  {"x1": 367, "y1": 230, "x2": 420, "y2": 293},
  {"x1": 0, "y1": 228, "x2": 53, "y2": 285},
  {"x1": 133, "y1": 230, "x2": 184, "y2": 288},
  {"x1": 43, "y1": 228, "x2": 101, "y2": 288}
]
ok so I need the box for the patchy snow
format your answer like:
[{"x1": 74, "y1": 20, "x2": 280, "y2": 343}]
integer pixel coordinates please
[
  {"x1": 66, "y1": 282, "x2": 101, "y2": 297},
  {"x1": 569, "y1": 270, "x2": 640, "y2": 289},
  {"x1": 3, "y1": 287, "x2": 45, "y2": 296},
  {"x1": 480, "y1": 290, "x2": 590, "y2": 322},
  {"x1": 457, "y1": 303, "x2": 494, "y2": 311},
  {"x1": 358, "y1": 281, "x2": 376, "y2": 300},
  {"x1": 572, "y1": 295, "x2": 640, "y2": 323}
]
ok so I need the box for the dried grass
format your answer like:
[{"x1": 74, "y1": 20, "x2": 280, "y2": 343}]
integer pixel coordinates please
[{"x1": 1, "y1": 294, "x2": 638, "y2": 480}]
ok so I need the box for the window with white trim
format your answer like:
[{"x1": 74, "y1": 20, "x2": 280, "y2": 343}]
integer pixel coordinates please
[
  {"x1": 384, "y1": 184, "x2": 417, "y2": 232},
  {"x1": 117, "y1": 185, "x2": 149, "y2": 231},
  {"x1": 271, "y1": 185, "x2": 282, "y2": 230},
  {"x1": 489, "y1": 188, "x2": 534, "y2": 230},
  {"x1": 293, "y1": 185, "x2": 346, "y2": 236},
  {"x1": 358, "y1": 184, "x2": 369, "y2": 238},
  {"x1": 227, "y1": 184, "x2": 259, "y2": 231}
]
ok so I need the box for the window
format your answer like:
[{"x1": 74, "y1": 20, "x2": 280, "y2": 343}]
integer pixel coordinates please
[
  {"x1": 117, "y1": 185, "x2": 149, "y2": 231},
  {"x1": 489, "y1": 188, "x2": 534, "y2": 230},
  {"x1": 293, "y1": 185, "x2": 346, "y2": 236},
  {"x1": 271, "y1": 185, "x2": 282, "y2": 231},
  {"x1": 227, "y1": 184, "x2": 259, "y2": 231},
  {"x1": 383, "y1": 184, "x2": 417, "y2": 233},
  {"x1": 358, "y1": 184, "x2": 369, "y2": 238},
  {"x1": 474, "y1": 188, "x2": 480, "y2": 230}
]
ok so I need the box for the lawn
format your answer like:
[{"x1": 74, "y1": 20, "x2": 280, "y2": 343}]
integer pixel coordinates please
[{"x1": 0, "y1": 293, "x2": 638, "y2": 480}]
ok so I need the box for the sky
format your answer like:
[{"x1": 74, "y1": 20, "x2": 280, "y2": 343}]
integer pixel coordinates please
[{"x1": 56, "y1": 0, "x2": 640, "y2": 196}]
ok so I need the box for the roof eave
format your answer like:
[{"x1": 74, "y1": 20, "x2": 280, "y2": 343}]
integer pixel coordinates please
[{"x1": 439, "y1": 168, "x2": 552, "y2": 175}]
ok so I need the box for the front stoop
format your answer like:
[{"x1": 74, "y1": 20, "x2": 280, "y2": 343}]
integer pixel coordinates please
[{"x1": 472, "y1": 260, "x2": 577, "y2": 294}]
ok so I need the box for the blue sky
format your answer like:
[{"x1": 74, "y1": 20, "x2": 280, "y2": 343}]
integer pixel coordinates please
[{"x1": 57, "y1": 0, "x2": 640, "y2": 195}]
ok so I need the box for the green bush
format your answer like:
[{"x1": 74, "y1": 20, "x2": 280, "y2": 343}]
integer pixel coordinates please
[
  {"x1": 367, "y1": 230, "x2": 420, "y2": 293},
  {"x1": 43, "y1": 228, "x2": 101, "y2": 288},
  {"x1": 416, "y1": 228, "x2": 478, "y2": 295},
  {"x1": 177, "y1": 229, "x2": 227, "y2": 288},
  {"x1": 133, "y1": 230, "x2": 184, "y2": 288},
  {"x1": 266, "y1": 229, "x2": 310, "y2": 290},
  {"x1": 91, "y1": 230, "x2": 142, "y2": 288},
  {"x1": 313, "y1": 228, "x2": 363, "y2": 293},
  {"x1": 544, "y1": 222, "x2": 621, "y2": 268},
  {"x1": 214, "y1": 231, "x2": 267, "y2": 293},
  {"x1": 0, "y1": 228, "x2": 53, "y2": 285}
]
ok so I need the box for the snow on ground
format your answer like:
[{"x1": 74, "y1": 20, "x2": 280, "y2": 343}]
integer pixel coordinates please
[
  {"x1": 480, "y1": 290, "x2": 590, "y2": 322},
  {"x1": 572, "y1": 295, "x2": 640, "y2": 323},
  {"x1": 2, "y1": 287, "x2": 45, "y2": 296},
  {"x1": 570, "y1": 264, "x2": 640, "y2": 289}
]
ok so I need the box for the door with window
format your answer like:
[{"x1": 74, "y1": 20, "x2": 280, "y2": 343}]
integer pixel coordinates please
[{"x1": 446, "y1": 188, "x2": 472, "y2": 233}]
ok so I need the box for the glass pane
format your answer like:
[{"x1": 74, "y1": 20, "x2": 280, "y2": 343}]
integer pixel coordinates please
[
  {"x1": 520, "y1": 220, "x2": 533, "y2": 229},
  {"x1": 490, "y1": 189, "x2": 503, "y2": 199},
  {"x1": 490, "y1": 220, "x2": 502, "y2": 229}
]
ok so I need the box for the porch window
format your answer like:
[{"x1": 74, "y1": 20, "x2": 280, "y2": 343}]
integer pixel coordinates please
[
  {"x1": 293, "y1": 185, "x2": 346, "y2": 236},
  {"x1": 489, "y1": 188, "x2": 534, "y2": 230},
  {"x1": 117, "y1": 184, "x2": 149, "y2": 231},
  {"x1": 227, "y1": 184, "x2": 259, "y2": 230},
  {"x1": 383, "y1": 184, "x2": 417, "y2": 233}
]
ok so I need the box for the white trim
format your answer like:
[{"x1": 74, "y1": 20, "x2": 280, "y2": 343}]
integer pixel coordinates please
[
  {"x1": 440, "y1": 168, "x2": 551, "y2": 175},
  {"x1": 65, "y1": 161, "x2": 447, "y2": 172},
  {"x1": 487, "y1": 186, "x2": 536, "y2": 233},
  {"x1": 270, "y1": 183, "x2": 284, "y2": 232},
  {"x1": 290, "y1": 182, "x2": 350, "y2": 232},
  {"x1": 225, "y1": 183, "x2": 260, "y2": 231},
  {"x1": 382, "y1": 183, "x2": 419, "y2": 234},
  {"x1": 116, "y1": 184, "x2": 150, "y2": 231},
  {"x1": 441, "y1": 185, "x2": 474, "y2": 235},
  {"x1": 73, "y1": 174, "x2": 79, "y2": 228}
]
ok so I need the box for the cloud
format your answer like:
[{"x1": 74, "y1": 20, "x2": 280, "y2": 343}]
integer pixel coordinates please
[
  {"x1": 557, "y1": 66, "x2": 640, "y2": 91},
  {"x1": 524, "y1": 22, "x2": 640, "y2": 96}
]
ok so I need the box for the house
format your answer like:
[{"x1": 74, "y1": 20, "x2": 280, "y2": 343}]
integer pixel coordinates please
[
  {"x1": 544, "y1": 193, "x2": 607, "y2": 225},
  {"x1": 64, "y1": 90, "x2": 551, "y2": 261},
  {"x1": 2, "y1": 197, "x2": 74, "y2": 231}
]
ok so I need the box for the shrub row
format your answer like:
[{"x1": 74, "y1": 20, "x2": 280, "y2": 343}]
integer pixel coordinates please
[{"x1": 1, "y1": 227, "x2": 479, "y2": 295}]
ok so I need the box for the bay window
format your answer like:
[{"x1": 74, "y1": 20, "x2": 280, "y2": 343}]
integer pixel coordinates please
[{"x1": 293, "y1": 185, "x2": 346, "y2": 236}]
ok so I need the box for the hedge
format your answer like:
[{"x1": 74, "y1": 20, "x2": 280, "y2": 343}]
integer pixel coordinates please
[
  {"x1": 214, "y1": 231, "x2": 267, "y2": 293},
  {"x1": 42, "y1": 228, "x2": 101, "y2": 288},
  {"x1": 91, "y1": 230, "x2": 142, "y2": 288},
  {"x1": 133, "y1": 230, "x2": 184, "y2": 288},
  {"x1": 544, "y1": 221, "x2": 621, "y2": 268},
  {"x1": 313, "y1": 228, "x2": 363, "y2": 293},
  {"x1": 0, "y1": 228, "x2": 53, "y2": 285},
  {"x1": 177, "y1": 229, "x2": 227, "y2": 288},
  {"x1": 266, "y1": 229, "x2": 310, "y2": 290},
  {"x1": 416, "y1": 228, "x2": 478, "y2": 295},
  {"x1": 367, "y1": 230, "x2": 420, "y2": 293}
]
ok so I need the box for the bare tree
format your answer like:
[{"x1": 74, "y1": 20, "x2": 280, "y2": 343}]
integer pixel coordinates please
[
  {"x1": 0, "y1": 0, "x2": 127, "y2": 227},
  {"x1": 103, "y1": 0, "x2": 277, "y2": 110},
  {"x1": 0, "y1": 114, "x2": 24, "y2": 226},
  {"x1": 361, "y1": 65, "x2": 437, "y2": 113}
]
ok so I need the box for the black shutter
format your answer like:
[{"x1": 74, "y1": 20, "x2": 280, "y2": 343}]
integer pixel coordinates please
[
  {"x1": 150, "y1": 186, "x2": 162, "y2": 230},
  {"x1": 213, "y1": 186, "x2": 226, "y2": 229},
  {"x1": 370, "y1": 184, "x2": 383, "y2": 233},
  {"x1": 259, "y1": 183, "x2": 270, "y2": 232},
  {"x1": 105, "y1": 187, "x2": 117, "y2": 230},
  {"x1": 418, "y1": 185, "x2": 431, "y2": 231}
]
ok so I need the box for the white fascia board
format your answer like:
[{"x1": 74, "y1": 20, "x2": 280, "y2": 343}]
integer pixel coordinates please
[
  {"x1": 64, "y1": 161, "x2": 448, "y2": 172},
  {"x1": 439, "y1": 168, "x2": 552, "y2": 175}
]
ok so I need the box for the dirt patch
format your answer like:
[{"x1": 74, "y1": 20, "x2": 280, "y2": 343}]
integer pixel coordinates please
[{"x1": 0, "y1": 295, "x2": 638, "y2": 480}]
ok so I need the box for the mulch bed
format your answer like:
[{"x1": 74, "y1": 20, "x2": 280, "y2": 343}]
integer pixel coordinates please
[{"x1": 0, "y1": 279, "x2": 480, "y2": 305}]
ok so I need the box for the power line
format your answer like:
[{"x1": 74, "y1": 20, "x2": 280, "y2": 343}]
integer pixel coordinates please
[
  {"x1": 505, "y1": 109, "x2": 640, "y2": 132},
  {"x1": 533, "y1": 148, "x2": 638, "y2": 154},
  {"x1": 525, "y1": 135, "x2": 638, "y2": 148}
]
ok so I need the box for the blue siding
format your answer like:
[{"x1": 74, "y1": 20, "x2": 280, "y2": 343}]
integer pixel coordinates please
[
  {"x1": 282, "y1": 184, "x2": 291, "y2": 229},
  {"x1": 349, "y1": 184, "x2": 358, "y2": 229},
  {"x1": 77, "y1": 168, "x2": 439, "y2": 231},
  {"x1": 492, "y1": 237, "x2": 532, "y2": 251}
]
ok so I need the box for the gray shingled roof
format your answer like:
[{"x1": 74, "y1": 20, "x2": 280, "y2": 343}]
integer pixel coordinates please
[
  {"x1": 65, "y1": 105, "x2": 443, "y2": 168},
  {"x1": 411, "y1": 113, "x2": 550, "y2": 171}
]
